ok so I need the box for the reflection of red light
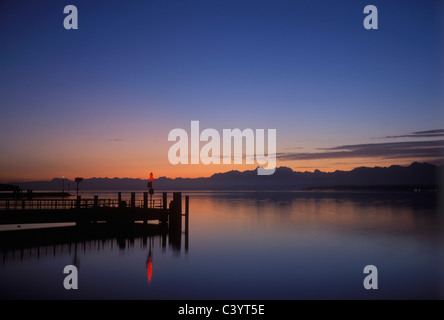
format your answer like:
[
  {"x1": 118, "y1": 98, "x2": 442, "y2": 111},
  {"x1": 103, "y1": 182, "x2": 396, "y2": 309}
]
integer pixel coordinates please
[
  {"x1": 149, "y1": 173, "x2": 153, "y2": 182},
  {"x1": 147, "y1": 257, "x2": 152, "y2": 283}
]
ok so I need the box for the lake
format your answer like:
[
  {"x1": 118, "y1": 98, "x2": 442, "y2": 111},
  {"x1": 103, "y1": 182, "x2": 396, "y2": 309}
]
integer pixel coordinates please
[{"x1": 0, "y1": 190, "x2": 442, "y2": 299}]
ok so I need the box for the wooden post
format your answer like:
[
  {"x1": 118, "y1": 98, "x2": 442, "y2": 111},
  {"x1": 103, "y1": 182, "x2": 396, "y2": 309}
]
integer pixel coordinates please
[
  {"x1": 163, "y1": 192, "x2": 167, "y2": 210},
  {"x1": 143, "y1": 192, "x2": 148, "y2": 209},
  {"x1": 185, "y1": 195, "x2": 189, "y2": 252},
  {"x1": 169, "y1": 192, "x2": 182, "y2": 251},
  {"x1": 131, "y1": 192, "x2": 135, "y2": 208},
  {"x1": 173, "y1": 192, "x2": 182, "y2": 214},
  {"x1": 118, "y1": 192, "x2": 122, "y2": 207},
  {"x1": 76, "y1": 196, "x2": 81, "y2": 209},
  {"x1": 94, "y1": 195, "x2": 98, "y2": 208}
]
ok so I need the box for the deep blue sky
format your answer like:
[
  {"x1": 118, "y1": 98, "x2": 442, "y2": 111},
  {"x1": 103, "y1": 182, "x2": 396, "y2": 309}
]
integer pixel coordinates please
[{"x1": 0, "y1": 0, "x2": 443, "y2": 179}]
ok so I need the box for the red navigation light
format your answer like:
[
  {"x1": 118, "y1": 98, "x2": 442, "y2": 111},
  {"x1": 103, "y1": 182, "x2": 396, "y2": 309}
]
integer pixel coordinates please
[{"x1": 149, "y1": 172, "x2": 153, "y2": 182}]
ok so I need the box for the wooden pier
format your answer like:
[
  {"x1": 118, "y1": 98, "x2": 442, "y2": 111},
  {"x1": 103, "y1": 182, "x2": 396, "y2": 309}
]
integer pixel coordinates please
[{"x1": 0, "y1": 192, "x2": 189, "y2": 229}]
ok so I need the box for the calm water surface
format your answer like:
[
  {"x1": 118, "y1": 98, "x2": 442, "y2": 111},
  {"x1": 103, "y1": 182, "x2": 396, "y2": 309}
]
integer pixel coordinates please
[{"x1": 0, "y1": 190, "x2": 442, "y2": 299}]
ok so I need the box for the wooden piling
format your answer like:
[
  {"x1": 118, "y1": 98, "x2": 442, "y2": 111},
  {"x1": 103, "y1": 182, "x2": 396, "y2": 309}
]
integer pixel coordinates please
[
  {"x1": 162, "y1": 192, "x2": 167, "y2": 210},
  {"x1": 131, "y1": 192, "x2": 135, "y2": 208},
  {"x1": 169, "y1": 192, "x2": 182, "y2": 251},
  {"x1": 76, "y1": 196, "x2": 81, "y2": 209},
  {"x1": 143, "y1": 192, "x2": 148, "y2": 209},
  {"x1": 173, "y1": 192, "x2": 182, "y2": 214},
  {"x1": 185, "y1": 195, "x2": 189, "y2": 252},
  {"x1": 93, "y1": 195, "x2": 98, "y2": 208}
]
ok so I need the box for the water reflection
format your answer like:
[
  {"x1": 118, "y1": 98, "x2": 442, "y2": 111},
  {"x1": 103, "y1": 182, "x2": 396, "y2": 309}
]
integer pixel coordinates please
[
  {"x1": 0, "y1": 191, "x2": 442, "y2": 299},
  {"x1": 0, "y1": 222, "x2": 188, "y2": 286},
  {"x1": 188, "y1": 191, "x2": 441, "y2": 238},
  {"x1": 147, "y1": 245, "x2": 152, "y2": 284}
]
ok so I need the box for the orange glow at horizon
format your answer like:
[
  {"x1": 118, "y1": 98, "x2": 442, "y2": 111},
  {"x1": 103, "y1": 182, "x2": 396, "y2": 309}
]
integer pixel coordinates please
[
  {"x1": 0, "y1": 156, "x2": 429, "y2": 182},
  {"x1": 0, "y1": 122, "x2": 436, "y2": 182}
]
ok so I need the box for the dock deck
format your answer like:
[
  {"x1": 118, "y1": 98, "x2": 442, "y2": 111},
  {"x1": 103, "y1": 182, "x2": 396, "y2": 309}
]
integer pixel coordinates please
[{"x1": 0, "y1": 192, "x2": 189, "y2": 227}]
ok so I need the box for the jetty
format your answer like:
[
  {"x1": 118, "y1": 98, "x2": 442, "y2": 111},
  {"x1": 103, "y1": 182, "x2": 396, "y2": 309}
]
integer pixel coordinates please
[{"x1": 0, "y1": 192, "x2": 189, "y2": 229}]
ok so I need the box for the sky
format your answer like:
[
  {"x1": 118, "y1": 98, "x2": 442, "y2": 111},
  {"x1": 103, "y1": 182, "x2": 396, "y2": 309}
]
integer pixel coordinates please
[{"x1": 0, "y1": 0, "x2": 443, "y2": 181}]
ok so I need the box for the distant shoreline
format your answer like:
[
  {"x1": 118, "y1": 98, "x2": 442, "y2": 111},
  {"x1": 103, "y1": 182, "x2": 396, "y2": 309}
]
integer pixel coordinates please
[
  {"x1": 0, "y1": 192, "x2": 71, "y2": 199},
  {"x1": 303, "y1": 185, "x2": 438, "y2": 192},
  {"x1": 5, "y1": 162, "x2": 440, "y2": 192}
]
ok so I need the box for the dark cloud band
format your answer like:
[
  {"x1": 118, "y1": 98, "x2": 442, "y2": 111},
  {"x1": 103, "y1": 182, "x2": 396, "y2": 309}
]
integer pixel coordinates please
[
  {"x1": 382, "y1": 129, "x2": 444, "y2": 139},
  {"x1": 278, "y1": 140, "x2": 444, "y2": 161}
]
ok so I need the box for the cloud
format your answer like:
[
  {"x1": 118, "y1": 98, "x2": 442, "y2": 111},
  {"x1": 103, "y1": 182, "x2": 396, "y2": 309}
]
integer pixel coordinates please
[
  {"x1": 381, "y1": 129, "x2": 444, "y2": 139},
  {"x1": 107, "y1": 138, "x2": 126, "y2": 142},
  {"x1": 278, "y1": 140, "x2": 444, "y2": 161},
  {"x1": 413, "y1": 129, "x2": 444, "y2": 135},
  {"x1": 283, "y1": 147, "x2": 304, "y2": 150}
]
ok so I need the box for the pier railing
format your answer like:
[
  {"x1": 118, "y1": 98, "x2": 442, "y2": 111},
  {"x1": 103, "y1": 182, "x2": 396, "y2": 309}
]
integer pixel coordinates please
[{"x1": 0, "y1": 198, "x2": 163, "y2": 211}]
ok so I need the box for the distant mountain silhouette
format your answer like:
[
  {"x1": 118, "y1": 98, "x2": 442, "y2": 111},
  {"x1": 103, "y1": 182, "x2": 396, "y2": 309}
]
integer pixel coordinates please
[
  {"x1": 0, "y1": 184, "x2": 21, "y2": 192},
  {"x1": 8, "y1": 162, "x2": 441, "y2": 191}
]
